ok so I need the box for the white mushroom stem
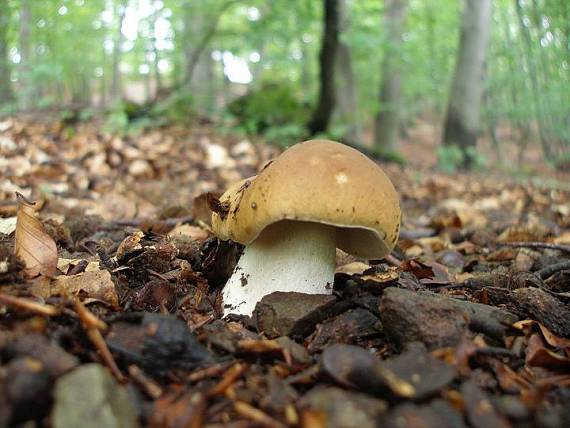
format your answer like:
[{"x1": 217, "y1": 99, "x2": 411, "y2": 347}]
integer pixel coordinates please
[{"x1": 222, "y1": 221, "x2": 336, "y2": 316}]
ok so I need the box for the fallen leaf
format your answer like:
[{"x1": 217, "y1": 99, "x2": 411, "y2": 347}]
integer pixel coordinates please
[
  {"x1": 526, "y1": 334, "x2": 570, "y2": 369},
  {"x1": 0, "y1": 216, "x2": 17, "y2": 235},
  {"x1": 513, "y1": 320, "x2": 570, "y2": 349},
  {"x1": 14, "y1": 193, "x2": 58, "y2": 277},
  {"x1": 167, "y1": 224, "x2": 209, "y2": 242},
  {"x1": 30, "y1": 269, "x2": 118, "y2": 306},
  {"x1": 335, "y1": 262, "x2": 371, "y2": 275}
]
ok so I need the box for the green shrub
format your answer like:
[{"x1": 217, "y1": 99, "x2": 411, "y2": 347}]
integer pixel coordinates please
[
  {"x1": 227, "y1": 82, "x2": 309, "y2": 144},
  {"x1": 437, "y1": 144, "x2": 464, "y2": 173}
]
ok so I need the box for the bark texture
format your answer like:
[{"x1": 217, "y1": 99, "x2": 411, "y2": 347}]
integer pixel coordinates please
[
  {"x1": 334, "y1": 0, "x2": 362, "y2": 144},
  {"x1": 308, "y1": 0, "x2": 340, "y2": 136},
  {"x1": 374, "y1": 0, "x2": 408, "y2": 152},
  {"x1": 18, "y1": 0, "x2": 32, "y2": 110},
  {"x1": 0, "y1": 6, "x2": 13, "y2": 103},
  {"x1": 443, "y1": 0, "x2": 492, "y2": 168},
  {"x1": 111, "y1": 1, "x2": 127, "y2": 102}
]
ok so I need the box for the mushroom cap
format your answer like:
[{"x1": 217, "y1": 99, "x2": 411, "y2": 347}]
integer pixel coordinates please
[{"x1": 211, "y1": 140, "x2": 401, "y2": 258}]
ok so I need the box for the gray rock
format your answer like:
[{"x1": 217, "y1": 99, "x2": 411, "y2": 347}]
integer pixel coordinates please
[
  {"x1": 461, "y1": 380, "x2": 510, "y2": 428},
  {"x1": 382, "y1": 400, "x2": 466, "y2": 428},
  {"x1": 299, "y1": 386, "x2": 387, "y2": 428},
  {"x1": 307, "y1": 308, "x2": 380, "y2": 353},
  {"x1": 380, "y1": 288, "x2": 469, "y2": 350},
  {"x1": 52, "y1": 364, "x2": 139, "y2": 428},
  {"x1": 255, "y1": 292, "x2": 347, "y2": 339},
  {"x1": 3, "y1": 334, "x2": 79, "y2": 378}
]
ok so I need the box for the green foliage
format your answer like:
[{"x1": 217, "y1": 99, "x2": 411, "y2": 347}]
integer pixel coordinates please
[
  {"x1": 437, "y1": 145, "x2": 487, "y2": 173},
  {"x1": 150, "y1": 91, "x2": 195, "y2": 125},
  {"x1": 227, "y1": 82, "x2": 309, "y2": 145},
  {"x1": 437, "y1": 145, "x2": 465, "y2": 174}
]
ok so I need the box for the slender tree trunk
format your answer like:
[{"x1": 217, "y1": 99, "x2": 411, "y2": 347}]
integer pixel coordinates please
[
  {"x1": 374, "y1": 0, "x2": 408, "y2": 152},
  {"x1": 0, "y1": 6, "x2": 13, "y2": 104},
  {"x1": 184, "y1": 0, "x2": 236, "y2": 87},
  {"x1": 443, "y1": 0, "x2": 492, "y2": 168},
  {"x1": 500, "y1": 5, "x2": 529, "y2": 165},
  {"x1": 18, "y1": 0, "x2": 32, "y2": 110},
  {"x1": 308, "y1": 0, "x2": 340, "y2": 135},
  {"x1": 111, "y1": 1, "x2": 127, "y2": 102},
  {"x1": 424, "y1": 1, "x2": 439, "y2": 111},
  {"x1": 513, "y1": 0, "x2": 552, "y2": 160},
  {"x1": 334, "y1": 0, "x2": 362, "y2": 144},
  {"x1": 150, "y1": 8, "x2": 163, "y2": 95}
]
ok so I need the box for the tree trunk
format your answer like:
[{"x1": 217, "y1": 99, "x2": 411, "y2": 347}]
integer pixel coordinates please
[
  {"x1": 18, "y1": 0, "x2": 32, "y2": 110},
  {"x1": 513, "y1": 0, "x2": 552, "y2": 161},
  {"x1": 0, "y1": 6, "x2": 13, "y2": 104},
  {"x1": 374, "y1": 0, "x2": 408, "y2": 152},
  {"x1": 111, "y1": 1, "x2": 127, "y2": 103},
  {"x1": 334, "y1": 0, "x2": 362, "y2": 144},
  {"x1": 443, "y1": 0, "x2": 492, "y2": 168},
  {"x1": 183, "y1": 1, "x2": 236, "y2": 87},
  {"x1": 307, "y1": 0, "x2": 340, "y2": 136},
  {"x1": 500, "y1": 4, "x2": 529, "y2": 165},
  {"x1": 150, "y1": 7, "x2": 163, "y2": 95}
]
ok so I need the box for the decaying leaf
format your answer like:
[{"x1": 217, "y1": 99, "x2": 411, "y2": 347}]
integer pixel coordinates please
[
  {"x1": 30, "y1": 269, "x2": 118, "y2": 306},
  {"x1": 513, "y1": 320, "x2": 570, "y2": 349},
  {"x1": 0, "y1": 216, "x2": 17, "y2": 235},
  {"x1": 14, "y1": 193, "x2": 58, "y2": 278}
]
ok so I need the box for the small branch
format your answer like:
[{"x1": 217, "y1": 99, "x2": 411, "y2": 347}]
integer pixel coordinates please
[
  {"x1": 497, "y1": 241, "x2": 570, "y2": 255},
  {"x1": 234, "y1": 401, "x2": 287, "y2": 428},
  {"x1": 75, "y1": 299, "x2": 125, "y2": 382},
  {"x1": 128, "y1": 365, "x2": 163, "y2": 399},
  {"x1": 0, "y1": 293, "x2": 60, "y2": 316},
  {"x1": 206, "y1": 362, "x2": 247, "y2": 397},
  {"x1": 537, "y1": 261, "x2": 570, "y2": 280}
]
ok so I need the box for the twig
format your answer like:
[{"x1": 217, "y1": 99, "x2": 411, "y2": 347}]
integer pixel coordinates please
[
  {"x1": 497, "y1": 241, "x2": 570, "y2": 255},
  {"x1": 0, "y1": 293, "x2": 60, "y2": 316},
  {"x1": 75, "y1": 300, "x2": 125, "y2": 382},
  {"x1": 188, "y1": 361, "x2": 234, "y2": 382},
  {"x1": 206, "y1": 363, "x2": 247, "y2": 398},
  {"x1": 233, "y1": 401, "x2": 286, "y2": 428},
  {"x1": 128, "y1": 365, "x2": 163, "y2": 399},
  {"x1": 537, "y1": 261, "x2": 570, "y2": 280}
]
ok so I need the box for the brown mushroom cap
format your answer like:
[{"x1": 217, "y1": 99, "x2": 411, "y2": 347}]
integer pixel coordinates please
[{"x1": 211, "y1": 140, "x2": 401, "y2": 258}]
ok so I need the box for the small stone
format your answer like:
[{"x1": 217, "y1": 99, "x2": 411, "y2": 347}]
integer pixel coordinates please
[
  {"x1": 255, "y1": 292, "x2": 347, "y2": 339},
  {"x1": 382, "y1": 344, "x2": 456, "y2": 400},
  {"x1": 299, "y1": 386, "x2": 387, "y2": 428},
  {"x1": 3, "y1": 333, "x2": 79, "y2": 378},
  {"x1": 380, "y1": 288, "x2": 469, "y2": 350},
  {"x1": 307, "y1": 308, "x2": 380, "y2": 353},
  {"x1": 106, "y1": 313, "x2": 215, "y2": 376},
  {"x1": 52, "y1": 364, "x2": 139, "y2": 428},
  {"x1": 4, "y1": 357, "x2": 52, "y2": 425},
  {"x1": 461, "y1": 380, "x2": 509, "y2": 428},
  {"x1": 382, "y1": 400, "x2": 466, "y2": 428}
]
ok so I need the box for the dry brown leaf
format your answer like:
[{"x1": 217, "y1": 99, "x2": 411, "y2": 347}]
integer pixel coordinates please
[
  {"x1": 526, "y1": 334, "x2": 570, "y2": 369},
  {"x1": 167, "y1": 224, "x2": 209, "y2": 242},
  {"x1": 335, "y1": 262, "x2": 371, "y2": 275},
  {"x1": 30, "y1": 270, "x2": 118, "y2": 306},
  {"x1": 0, "y1": 216, "x2": 17, "y2": 235},
  {"x1": 513, "y1": 320, "x2": 570, "y2": 349},
  {"x1": 14, "y1": 193, "x2": 58, "y2": 278}
]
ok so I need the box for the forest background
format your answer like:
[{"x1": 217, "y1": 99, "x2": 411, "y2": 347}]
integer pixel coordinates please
[{"x1": 0, "y1": 0, "x2": 569, "y2": 176}]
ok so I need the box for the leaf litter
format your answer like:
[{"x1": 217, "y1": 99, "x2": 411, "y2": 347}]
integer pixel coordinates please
[{"x1": 0, "y1": 116, "x2": 569, "y2": 427}]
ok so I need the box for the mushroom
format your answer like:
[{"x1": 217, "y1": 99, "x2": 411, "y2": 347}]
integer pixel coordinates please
[{"x1": 212, "y1": 139, "x2": 401, "y2": 316}]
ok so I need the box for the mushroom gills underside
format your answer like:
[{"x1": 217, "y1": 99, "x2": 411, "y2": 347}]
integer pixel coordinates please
[{"x1": 222, "y1": 220, "x2": 336, "y2": 316}]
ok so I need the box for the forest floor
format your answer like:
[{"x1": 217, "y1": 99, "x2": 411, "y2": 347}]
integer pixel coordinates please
[{"x1": 0, "y1": 116, "x2": 570, "y2": 427}]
